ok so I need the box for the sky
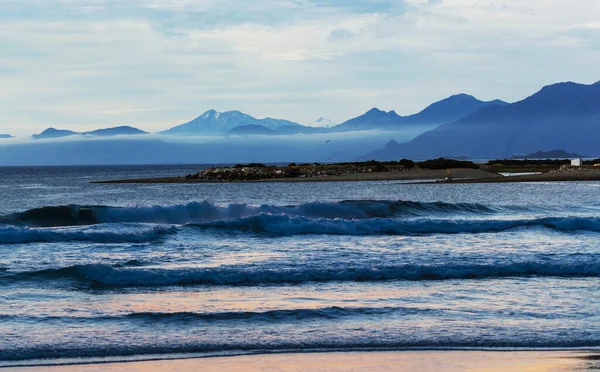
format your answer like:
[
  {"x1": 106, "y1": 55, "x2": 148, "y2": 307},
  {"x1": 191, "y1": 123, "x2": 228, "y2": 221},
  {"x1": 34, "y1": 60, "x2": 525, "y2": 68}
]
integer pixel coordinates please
[{"x1": 1, "y1": 0, "x2": 599, "y2": 136}]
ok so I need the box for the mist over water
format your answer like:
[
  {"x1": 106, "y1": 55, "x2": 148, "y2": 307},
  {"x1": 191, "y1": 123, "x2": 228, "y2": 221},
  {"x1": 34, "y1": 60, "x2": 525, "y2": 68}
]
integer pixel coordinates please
[
  {"x1": 1, "y1": 165, "x2": 600, "y2": 367},
  {"x1": 0, "y1": 127, "x2": 430, "y2": 166}
]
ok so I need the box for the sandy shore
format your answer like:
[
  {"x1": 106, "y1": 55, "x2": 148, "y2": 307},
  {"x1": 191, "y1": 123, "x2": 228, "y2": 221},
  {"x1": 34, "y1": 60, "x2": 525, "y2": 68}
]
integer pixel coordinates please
[
  {"x1": 6, "y1": 351, "x2": 600, "y2": 372},
  {"x1": 430, "y1": 170, "x2": 600, "y2": 184},
  {"x1": 92, "y1": 168, "x2": 500, "y2": 184}
]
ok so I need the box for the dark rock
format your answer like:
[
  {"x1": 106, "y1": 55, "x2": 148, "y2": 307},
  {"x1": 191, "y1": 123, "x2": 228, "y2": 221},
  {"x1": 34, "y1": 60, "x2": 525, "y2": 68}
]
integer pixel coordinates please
[{"x1": 188, "y1": 162, "x2": 409, "y2": 181}]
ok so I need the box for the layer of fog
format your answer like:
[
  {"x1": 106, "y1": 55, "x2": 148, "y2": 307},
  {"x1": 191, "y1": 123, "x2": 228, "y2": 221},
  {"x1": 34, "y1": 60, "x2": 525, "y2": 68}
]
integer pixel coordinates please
[{"x1": 0, "y1": 127, "x2": 433, "y2": 166}]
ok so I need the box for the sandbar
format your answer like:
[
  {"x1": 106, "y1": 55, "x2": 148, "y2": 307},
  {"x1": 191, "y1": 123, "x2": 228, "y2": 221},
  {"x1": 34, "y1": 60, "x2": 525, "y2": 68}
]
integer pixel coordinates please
[
  {"x1": 92, "y1": 168, "x2": 500, "y2": 184},
  {"x1": 429, "y1": 169, "x2": 600, "y2": 184}
]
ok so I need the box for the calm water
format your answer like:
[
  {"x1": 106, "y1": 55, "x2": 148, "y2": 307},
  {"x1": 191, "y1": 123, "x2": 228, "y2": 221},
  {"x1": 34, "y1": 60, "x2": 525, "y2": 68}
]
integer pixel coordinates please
[{"x1": 1, "y1": 165, "x2": 600, "y2": 367}]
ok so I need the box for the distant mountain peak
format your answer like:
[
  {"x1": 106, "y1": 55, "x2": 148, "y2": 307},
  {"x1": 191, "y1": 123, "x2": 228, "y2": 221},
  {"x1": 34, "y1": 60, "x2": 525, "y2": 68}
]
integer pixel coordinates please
[
  {"x1": 307, "y1": 117, "x2": 336, "y2": 128},
  {"x1": 32, "y1": 128, "x2": 79, "y2": 140},
  {"x1": 385, "y1": 139, "x2": 400, "y2": 148},
  {"x1": 447, "y1": 93, "x2": 475, "y2": 99},
  {"x1": 399, "y1": 94, "x2": 508, "y2": 127},
  {"x1": 329, "y1": 108, "x2": 404, "y2": 132},
  {"x1": 160, "y1": 109, "x2": 303, "y2": 135},
  {"x1": 363, "y1": 108, "x2": 400, "y2": 118},
  {"x1": 201, "y1": 109, "x2": 217, "y2": 118},
  {"x1": 533, "y1": 81, "x2": 600, "y2": 97},
  {"x1": 515, "y1": 80, "x2": 600, "y2": 116},
  {"x1": 42, "y1": 127, "x2": 64, "y2": 133},
  {"x1": 538, "y1": 81, "x2": 578, "y2": 91},
  {"x1": 365, "y1": 107, "x2": 386, "y2": 115}
]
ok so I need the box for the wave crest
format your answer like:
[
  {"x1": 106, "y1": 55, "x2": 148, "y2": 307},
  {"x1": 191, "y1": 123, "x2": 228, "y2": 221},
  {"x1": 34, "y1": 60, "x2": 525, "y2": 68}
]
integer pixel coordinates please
[
  {"x1": 13, "y1": 259, "x2": 600, "y2": 287},
  {"x1": 0, "y1": 224, "x2": 176, "y2": 244},
  {"x1": 1, "y1": 200, "x2": 503, "y2": 227},
  {"x1": 195, "y1": 215, "x2": 600, "y2": 236}
]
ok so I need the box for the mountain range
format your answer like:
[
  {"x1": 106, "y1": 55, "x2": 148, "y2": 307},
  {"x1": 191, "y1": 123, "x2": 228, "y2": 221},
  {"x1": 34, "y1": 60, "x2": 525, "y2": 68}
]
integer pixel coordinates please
[
  {"x1": 32, "y1": 126, "x2": 148, "y2": 140},
  {"x1": 20, "y1": 93, "x2": 508, "y2": 140},
  {"x1": 362, "y1": 81, "x2": 600, "y2": 160},
  {"x1": 5, "y1": 80, "x2": 600, "y2": 164},
  {"x1": 0, "y1": 134, "x2": 13, "y2": 139},
  {"x1": 159, "y1": 94, "x2": 507, "y2": 136},
  {"x1": 332, "y1": 94, "x2": 507, "y2": 132}
]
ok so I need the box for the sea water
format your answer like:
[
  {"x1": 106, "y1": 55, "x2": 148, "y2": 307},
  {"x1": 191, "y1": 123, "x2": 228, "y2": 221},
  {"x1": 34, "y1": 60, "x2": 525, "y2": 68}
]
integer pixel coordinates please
[{"x1": 1, "y1": 165, "x2": 600, "y2": 367}]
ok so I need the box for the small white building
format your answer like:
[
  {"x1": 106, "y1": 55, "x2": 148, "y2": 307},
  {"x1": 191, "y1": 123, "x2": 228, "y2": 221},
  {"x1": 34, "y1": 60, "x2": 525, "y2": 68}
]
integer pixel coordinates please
[{"x1": 571, "y1": 158, "x2": 583, "y2": 167}]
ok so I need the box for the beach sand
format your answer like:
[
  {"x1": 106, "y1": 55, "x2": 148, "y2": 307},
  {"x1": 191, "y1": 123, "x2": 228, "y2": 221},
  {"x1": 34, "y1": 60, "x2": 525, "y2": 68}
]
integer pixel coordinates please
[
  {"x1": 433, "y1": 170, "x2": 600, "y2": 184},
  {"x1": 93, "y1": 168, "x2": 501, "y2": 184},
  {"x1": 6, "y1": 351, "x2": 600, "y2": 372}
]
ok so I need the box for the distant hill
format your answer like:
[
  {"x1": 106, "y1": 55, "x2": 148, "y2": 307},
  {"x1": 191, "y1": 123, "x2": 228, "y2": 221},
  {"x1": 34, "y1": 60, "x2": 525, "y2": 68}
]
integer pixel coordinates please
[
  {"x1": 402, "y1": 94, "x2": 508, "y2": 125},
  {"x1": 32, "y1": 128, "x2": 79, "y2": 140},
  {"x1": 84, "y1": 126, "x2": 147, "y2": 137},
  {"x1": 331, "y1": 108, "x2": 403, "y2": 132},
  {"x1": 363, "y1": 81, "x2": 600, "y2": 160},
  {"x1": 160, "y1": 110, "x2": 305, "y2": 135},
  {"x1": 227, "y1": 125, "x2": 276, "y2": 135},
  {"x1": 511, "y1": 150, "x2": 583, "y2": 159},
  {"x1": 359, "y1": 140, "x2": 402, "y2": 161},
  {"x1": 33, "y1": 126, "x2": 147, "y2": 140},
  {"x1": 0, "y1": 134, "x2": 13, "y2": 139},
  {"x1": 332, "y1": 95, "x2": 507, "y2": 132}
]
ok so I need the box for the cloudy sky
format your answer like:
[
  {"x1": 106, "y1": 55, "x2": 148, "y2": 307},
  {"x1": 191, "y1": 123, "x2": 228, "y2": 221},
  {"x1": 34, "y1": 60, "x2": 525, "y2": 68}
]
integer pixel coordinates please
[{"x1": 1, "y1": 0, "x2": 599, "y2": 136}]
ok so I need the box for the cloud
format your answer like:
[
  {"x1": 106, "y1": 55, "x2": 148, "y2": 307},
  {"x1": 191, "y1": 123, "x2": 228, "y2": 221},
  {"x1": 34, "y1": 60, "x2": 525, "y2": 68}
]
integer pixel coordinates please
[{"x1": 0, "y1": 0, "x2": 599, "y2": 136}]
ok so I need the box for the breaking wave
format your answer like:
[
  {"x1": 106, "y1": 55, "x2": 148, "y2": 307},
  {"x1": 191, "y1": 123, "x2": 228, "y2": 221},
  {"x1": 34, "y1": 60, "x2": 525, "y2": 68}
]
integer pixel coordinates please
[
  {"x1": 0, "y1": 224, "x2": 176, "y2": 244},
  {"x1": 194, "y1": 215, "x2": 600, "y2": 236},
  {"x1": 0, "y1": 202, "x2": 596, "y2": 240},
  {"x1": 11, "y1": 259, "x2": 600, "y2": 287},
  {"x1": 0, "y1": 200, "x2": 517, "y2": 227}
]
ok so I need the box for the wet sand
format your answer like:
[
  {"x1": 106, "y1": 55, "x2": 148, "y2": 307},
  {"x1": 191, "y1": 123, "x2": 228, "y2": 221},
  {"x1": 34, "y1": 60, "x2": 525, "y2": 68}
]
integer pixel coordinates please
[
  {"x1": 431, "y1": 170, "x2": 600, "y2": 184},
  {"x1": 6, "y1": 351, "x2": 600, "y2": 372},
  {"x1": 92, "y1": 168, "x2": 501, "y2": 184}
]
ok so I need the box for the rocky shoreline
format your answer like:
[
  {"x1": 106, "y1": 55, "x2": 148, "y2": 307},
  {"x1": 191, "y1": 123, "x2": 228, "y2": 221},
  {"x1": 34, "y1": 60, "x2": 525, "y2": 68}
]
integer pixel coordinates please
[
  {"x1": 92, "y1": 166, "x2": 501, "y2": 184},
  {"x1": 91, "y1": 160, "x2": 600, "y2": 185},
  {"x1": 184, "y1": 163, "x2": 410, "y2": 182}
]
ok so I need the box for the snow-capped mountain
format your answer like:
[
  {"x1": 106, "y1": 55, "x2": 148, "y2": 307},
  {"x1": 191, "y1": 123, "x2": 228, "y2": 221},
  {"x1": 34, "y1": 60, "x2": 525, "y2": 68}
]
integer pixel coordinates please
[
  {"x1": 160, "y1": 110, "x2": 304, "y2": 135},
  {"x1": 307, "y1": 117, "x2": 336, "y2": 128}
]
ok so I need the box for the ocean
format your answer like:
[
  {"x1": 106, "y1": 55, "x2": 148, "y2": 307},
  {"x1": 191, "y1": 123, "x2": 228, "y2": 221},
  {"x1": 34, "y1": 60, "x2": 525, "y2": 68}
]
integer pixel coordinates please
[{"x1": 1, "y1": 165, "x2": 600, "y2": 368}]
